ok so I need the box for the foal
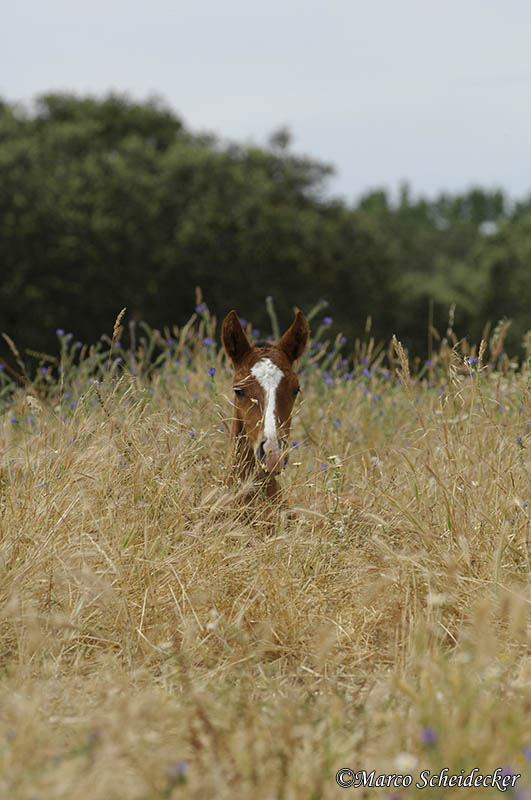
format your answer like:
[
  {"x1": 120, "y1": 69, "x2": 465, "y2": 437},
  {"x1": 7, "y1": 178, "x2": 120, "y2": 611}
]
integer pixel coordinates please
[{"x1": 222, "y1": 310, "x2": 309, "y2": 500}]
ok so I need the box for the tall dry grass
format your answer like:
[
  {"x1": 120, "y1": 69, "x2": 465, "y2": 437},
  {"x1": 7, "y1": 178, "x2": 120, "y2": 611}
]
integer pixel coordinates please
[{"x1": 0, "y1": 306, "x2": 530, "y2": 799}]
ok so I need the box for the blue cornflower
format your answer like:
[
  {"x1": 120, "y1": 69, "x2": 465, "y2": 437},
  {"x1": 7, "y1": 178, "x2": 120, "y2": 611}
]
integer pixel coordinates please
[
  {"x1": 166, "y1": 761, "x2": 189, "y2": 781},
  {"x1": 421, "y1": 727, "x2": 437, "y2": 746},
  {"x1": 501, "y1": 766, "x2": 516, "y2": 779},
  {"x1": 207, "y1": 367, "x2": 216, "y2": 377}
]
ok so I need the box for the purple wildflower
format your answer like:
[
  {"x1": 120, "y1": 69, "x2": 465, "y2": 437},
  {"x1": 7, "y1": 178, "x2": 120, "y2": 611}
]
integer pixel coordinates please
[
  {"x1": 421, "y1": 727, "x2": 437, "y2": 746},
  {"x1": 203, "y1": 337, "x2": 212, "y2": 346},
  {"x1": 195, "y1": 303, "x2": 206, "y2": 313},
  {"x1": 207, "y1": 367, "x2": 216, "y2": 377},
  {"x1": 239, "y1": 318, "x2": 247, "y2": 327},
  {"x1": 323, "y1": 316, "x2": 333, "y2": 325},
  {"x1": 166, "y1": 760, "x2": 189, "y2": 781},
  {"x1": 501, "y1": 766, "x2": 516, "y2": 778},
  {"x1": 56, "y1": 328, "x2": 65, "y2": 336}
]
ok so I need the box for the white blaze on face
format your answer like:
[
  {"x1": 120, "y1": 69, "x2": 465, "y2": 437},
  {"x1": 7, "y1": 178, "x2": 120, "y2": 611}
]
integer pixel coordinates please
[{"x1": 251, "y1": 358, "x2": 283, "y2": 448}]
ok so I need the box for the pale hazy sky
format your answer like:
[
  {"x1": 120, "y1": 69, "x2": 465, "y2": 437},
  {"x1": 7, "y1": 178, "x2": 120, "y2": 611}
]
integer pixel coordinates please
[{"x1": 4, "y1": 0, "x2": 531, "y2": 202}]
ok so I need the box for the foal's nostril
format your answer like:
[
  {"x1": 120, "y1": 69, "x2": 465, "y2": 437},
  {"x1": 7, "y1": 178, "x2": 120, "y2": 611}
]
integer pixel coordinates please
[{"x1": 258, "y1": 441, "x2": 266, "y2": 462}]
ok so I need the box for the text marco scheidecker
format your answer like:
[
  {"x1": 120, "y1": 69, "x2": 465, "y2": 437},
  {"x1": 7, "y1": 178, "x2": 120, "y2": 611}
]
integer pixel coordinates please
[{"x1": 335, "y1": 767, "x2": 521, "y2": 792}]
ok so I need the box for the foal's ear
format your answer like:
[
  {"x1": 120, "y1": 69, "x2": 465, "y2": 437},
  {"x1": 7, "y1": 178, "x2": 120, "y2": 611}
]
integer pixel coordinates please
[
  {"x1": 278, "y1": 311, "x2": 310, "y2": 363},
  {"x1": 222, "y1": 310, "x2": 252, "y2": 364}
]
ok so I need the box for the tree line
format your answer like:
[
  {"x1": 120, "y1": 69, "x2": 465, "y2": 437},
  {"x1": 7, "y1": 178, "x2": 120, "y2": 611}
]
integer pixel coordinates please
[{"x1": 0, "y1": 92, "x2": 529, "y2": 363}]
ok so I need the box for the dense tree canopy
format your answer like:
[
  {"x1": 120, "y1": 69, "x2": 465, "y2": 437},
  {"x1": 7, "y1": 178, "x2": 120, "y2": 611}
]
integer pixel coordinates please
[{"x1": 0, "y1": 93, "x2": 529, "y2": 360}]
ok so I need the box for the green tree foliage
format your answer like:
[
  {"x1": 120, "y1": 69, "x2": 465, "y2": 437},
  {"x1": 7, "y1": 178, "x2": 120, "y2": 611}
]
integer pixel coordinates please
[{"x1": 0, "y1": 93, "x2": 528, "y2": 361}]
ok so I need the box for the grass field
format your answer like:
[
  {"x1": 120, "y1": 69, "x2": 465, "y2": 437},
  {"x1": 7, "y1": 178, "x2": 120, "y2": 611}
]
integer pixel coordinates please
[{"x1": 0, "y1": 305, "x2": 530, "y2": 799}]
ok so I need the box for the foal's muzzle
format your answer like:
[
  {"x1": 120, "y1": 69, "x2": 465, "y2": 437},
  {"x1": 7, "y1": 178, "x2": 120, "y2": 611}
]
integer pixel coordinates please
[{"x1": 256, "y1": 438, "x2": 288, "y2": 475}]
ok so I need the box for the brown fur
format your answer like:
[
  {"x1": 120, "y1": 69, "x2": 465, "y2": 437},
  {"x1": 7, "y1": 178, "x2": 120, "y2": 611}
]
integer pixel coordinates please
[{"x1": 222, "y1": 310, "x2": 309, "y2": 500}]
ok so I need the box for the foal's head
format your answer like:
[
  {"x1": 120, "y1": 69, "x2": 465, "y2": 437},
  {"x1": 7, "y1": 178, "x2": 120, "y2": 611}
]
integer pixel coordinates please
[{"x1": 222, "y1": 310, "x2": 309, "y2": 480}]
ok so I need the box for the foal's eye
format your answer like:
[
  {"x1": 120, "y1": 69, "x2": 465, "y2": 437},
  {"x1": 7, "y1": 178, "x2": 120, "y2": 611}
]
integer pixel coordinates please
[
  {"x1": 292, "y1": 386, "x2": 300, "y2": 398},
  {"x1": 234, "y1": 387, "x2": 245, "y2": 398}
]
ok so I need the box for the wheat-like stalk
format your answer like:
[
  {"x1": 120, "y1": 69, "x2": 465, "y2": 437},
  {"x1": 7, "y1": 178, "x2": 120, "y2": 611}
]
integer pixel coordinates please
[{"x1": 0, "y1": 323, "x2": 529, "y2": 799}]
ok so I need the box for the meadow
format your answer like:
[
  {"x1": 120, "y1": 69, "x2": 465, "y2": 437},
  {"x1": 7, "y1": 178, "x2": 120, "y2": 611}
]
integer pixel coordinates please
[{"x1": 0, "y1": 301, "x2": 530, "y2": 799}]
